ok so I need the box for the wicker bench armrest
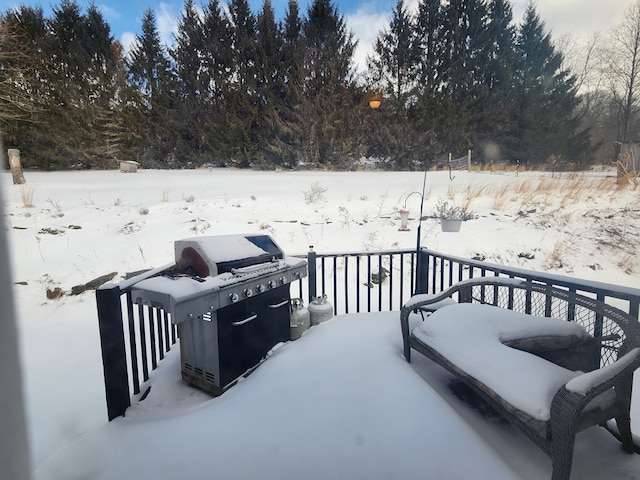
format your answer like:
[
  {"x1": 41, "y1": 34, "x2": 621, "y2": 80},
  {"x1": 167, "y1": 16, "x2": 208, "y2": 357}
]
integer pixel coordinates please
[{"x1": 564, "y1": 348, "x2": 640, "y2": 399}]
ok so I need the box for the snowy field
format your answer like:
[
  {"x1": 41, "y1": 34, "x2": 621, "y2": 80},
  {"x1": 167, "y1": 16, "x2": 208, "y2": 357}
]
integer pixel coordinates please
[{"x1": 3, "y1": 167, "x2": 640, "y2": 479}]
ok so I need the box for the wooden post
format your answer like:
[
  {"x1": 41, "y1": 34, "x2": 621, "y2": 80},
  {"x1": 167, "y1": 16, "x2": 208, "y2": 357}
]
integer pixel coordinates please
[
  {"x1": 467, "y1": 149, "x2": 472, "y2": 171},
  {"x1": 8, "y1": 149, "x2": 26, "y2": 185}
]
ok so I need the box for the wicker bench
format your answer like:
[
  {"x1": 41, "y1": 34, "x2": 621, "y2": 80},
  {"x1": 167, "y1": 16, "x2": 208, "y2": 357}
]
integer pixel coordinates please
[{"x1": 400, "y1": 277, "x2": 640, "y2": 480}]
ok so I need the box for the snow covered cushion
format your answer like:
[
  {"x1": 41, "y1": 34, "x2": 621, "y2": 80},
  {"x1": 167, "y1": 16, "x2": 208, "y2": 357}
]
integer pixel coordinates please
[{"x1": 411, "y1": 303, "x2": 596, "y2": 421}]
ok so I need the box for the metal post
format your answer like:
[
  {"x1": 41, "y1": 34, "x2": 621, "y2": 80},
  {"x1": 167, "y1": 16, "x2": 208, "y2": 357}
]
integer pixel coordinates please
[
  {"x1": 307, "y1": 246, "x2": 317, "y2": 304},
  {"x1": 96, "y1": 284, "x2": 131, "y2": 420},
  {"x1": 415, "y1": 248, "x2": 429, "y2": 294}
]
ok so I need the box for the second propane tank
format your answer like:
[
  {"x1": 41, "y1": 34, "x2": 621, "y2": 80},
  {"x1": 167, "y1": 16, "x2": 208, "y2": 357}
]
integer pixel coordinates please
[
  {"x1": 290, "y1": 298, "x2": 310, "y2": 340},
  {"x1": 308, "y1": 295, "x2": 333, "y2": 325}
]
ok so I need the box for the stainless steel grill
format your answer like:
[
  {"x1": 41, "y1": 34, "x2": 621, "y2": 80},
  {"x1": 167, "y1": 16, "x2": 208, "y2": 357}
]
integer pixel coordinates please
[{"x1": 131, "y1": 234, "x2": 307, "y2": 394}]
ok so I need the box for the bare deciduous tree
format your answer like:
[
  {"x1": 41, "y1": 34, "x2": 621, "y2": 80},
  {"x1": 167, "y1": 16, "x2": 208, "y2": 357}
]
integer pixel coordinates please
[
  {"x1": 603, "y1": 0, "x2": 640, "y2": 142},
  {"x1": 0, "y1": 20, "x2": 40, "y2": 129}
]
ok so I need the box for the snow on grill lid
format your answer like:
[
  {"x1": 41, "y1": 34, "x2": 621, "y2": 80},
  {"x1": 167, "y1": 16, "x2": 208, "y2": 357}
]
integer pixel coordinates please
[{"x1": 175, "y1": 235, "x2": 273, "y2": 277}]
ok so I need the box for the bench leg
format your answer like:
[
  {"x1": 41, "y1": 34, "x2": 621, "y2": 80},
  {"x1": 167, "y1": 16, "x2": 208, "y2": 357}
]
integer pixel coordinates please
[
  {"x1": 550, "y1": 392, "x2": 580, "y2": 480},
  {"x1": 404, "y1": 342, "x2": 411, "y2": 363},
  {"x1": 615, "y1": 375, "x2": 635, "y2": 453},
  {"x1": 550, "y1": 425, "x2": 575, "y2": 480},
  {"x1": 615, "y1": 414, "x2": 635, "y2": 453},
  {"x1": 400, "y1": 311, "x2": 412, "y2": 363}
]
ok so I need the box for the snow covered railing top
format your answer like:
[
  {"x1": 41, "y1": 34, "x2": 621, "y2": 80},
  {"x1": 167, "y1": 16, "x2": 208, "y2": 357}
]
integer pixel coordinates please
[{"x1": 416, "y1": 248, "x2": 640, "y2": 320}]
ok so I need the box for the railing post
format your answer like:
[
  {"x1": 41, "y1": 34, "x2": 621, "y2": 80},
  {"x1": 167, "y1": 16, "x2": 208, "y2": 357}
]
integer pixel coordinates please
[
  {"x1": 96, "y1": 284, "x2": 130, "y2": 421},
  {"x1": 307, "y1": 246, "x2": 317, "y2": 304},
  {"x1": 415, "y1": 248, "x2": 429, "y2": 294}
]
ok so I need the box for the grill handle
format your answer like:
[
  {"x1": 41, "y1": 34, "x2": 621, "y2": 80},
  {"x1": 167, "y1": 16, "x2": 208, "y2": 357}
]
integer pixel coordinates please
[
  {"x1": 268, "y1": 299, "x2": 289, "y2": 309},
  {"x1": 231, "y1": 313, "x2": 258, "y2": 327}
]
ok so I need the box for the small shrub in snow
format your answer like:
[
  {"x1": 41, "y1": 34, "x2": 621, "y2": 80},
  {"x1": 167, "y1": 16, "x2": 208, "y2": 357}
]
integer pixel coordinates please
[
  {"x1": 139, "y1": 207, "x2": 149, "y2": 215},
  {"x1": 184, "y1": 195, "x2": 195, "y2": 203},
  {"x1": 259, "y1": 223, "x2": 274, "y2": 234},
  {"x1": 303, "y1": 182, "x2": 327, "y2": 204}
]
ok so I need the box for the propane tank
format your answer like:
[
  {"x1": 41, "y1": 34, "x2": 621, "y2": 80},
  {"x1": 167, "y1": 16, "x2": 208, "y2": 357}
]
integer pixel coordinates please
[
  {"x1": 290, "y1": 298, "x2": 310, "y2": 340},
  {"x1": 308, "y1": 295, "x2": 333, "y2": 326}
]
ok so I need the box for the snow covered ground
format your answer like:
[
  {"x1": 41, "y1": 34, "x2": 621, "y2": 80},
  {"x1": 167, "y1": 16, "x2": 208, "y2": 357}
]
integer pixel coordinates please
[{"x1": 3, "y1": 167, "x2": 640, "y2": 479}]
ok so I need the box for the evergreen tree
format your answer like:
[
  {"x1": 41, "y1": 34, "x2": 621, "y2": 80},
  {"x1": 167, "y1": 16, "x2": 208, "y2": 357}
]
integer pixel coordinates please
[
  {"x1": 511, "y1": 3, "x2": 591, "y2": 166},
  {"x1": 414, "y1": 0, "x2": 442, "y2": 99},
  {"x1": 278, "y1": 0, "x2": 306, "y2": 167},
  {"x1": 437, "y1": 0, "x2": 489, "y2": 149},
  {"x1": 367, "y1": 0, "x2": 417, "y2": 104},
  {"x1": 366, "y1": 0, "x2": 424, "y2": 167},
  {"x1": 255, "y1": 0, "x2": 289, "y2": 166},
  {"x1": 171, "y1": 0, "x2": 210, "y2": 164},
  {"x1": 302, "y1": 0, "x2": 357, "y2": 166},
  {"x1": 125, "y1": 8, "x2": 175, "y2": 166},
  {"x1": 472, "y1": 0, "x2": 518, "y2": 160},
  {"x1": 3, "y1": 1, "x2": 123, "y2": 168},
  {"x1": 227, "y1": 0, "x2": 259, "y2": 165}
]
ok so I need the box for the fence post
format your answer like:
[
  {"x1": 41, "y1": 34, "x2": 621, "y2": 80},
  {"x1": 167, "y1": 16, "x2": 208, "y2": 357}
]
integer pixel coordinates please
[
  {"x1": 96, "y1": 284, "x2": 130, "y2": 420},
  {"x1": 415, "y1": 248, "x2": 429, "y2": 294},
  {"x1": 8, "y1": 149, "x2": 26, "y2": 185},
  {"x1": 307, "y1": 246, "x2": 317, "y2": 304}
]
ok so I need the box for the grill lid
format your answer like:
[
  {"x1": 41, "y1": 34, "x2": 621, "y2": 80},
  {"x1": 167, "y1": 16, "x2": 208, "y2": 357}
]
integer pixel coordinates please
[{"x1": 175, "y1": 234, "x2": 284, "y2": 277}]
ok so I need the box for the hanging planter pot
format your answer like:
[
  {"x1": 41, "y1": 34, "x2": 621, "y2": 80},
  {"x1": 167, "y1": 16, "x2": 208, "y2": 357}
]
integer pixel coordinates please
[{"x1": 440, "y1": 218, "x2": 463, "y2": 232}]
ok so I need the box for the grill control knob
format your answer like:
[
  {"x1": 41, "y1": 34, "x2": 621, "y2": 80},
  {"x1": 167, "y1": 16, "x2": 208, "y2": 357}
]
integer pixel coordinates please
[
  {"x1": 228, "y1": 292, "x2": 239, "y2": 303},
  {"x1": 279, "y1": 276, "x2": 288, "y2": 285},
  {"x1": 256, "y1": 284, "x2": 265, "y2": 293},
  {"x1": 267, "y1": 280, "x2": 276, "y2": 289},
  {"x1": 244, "y1": 288, "x2": 254, "y2": 298}
]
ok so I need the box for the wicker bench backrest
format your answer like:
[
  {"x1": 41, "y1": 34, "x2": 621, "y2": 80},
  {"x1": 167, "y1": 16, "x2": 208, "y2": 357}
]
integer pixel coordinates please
[{"x1": 445, "y1": 278, "x2": 640, "y2": 368}]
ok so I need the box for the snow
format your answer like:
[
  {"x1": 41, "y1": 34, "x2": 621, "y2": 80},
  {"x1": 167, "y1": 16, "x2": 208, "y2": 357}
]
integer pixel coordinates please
[
  {"x1": 3, "y1": 167, "x2": 640, "y2": 480},
  {"x1": 175, "y1": 234, "x2": 269, "y2": 266},
  {"x1": 411, "y1": 303, "x2": 593, "y2": 420}
]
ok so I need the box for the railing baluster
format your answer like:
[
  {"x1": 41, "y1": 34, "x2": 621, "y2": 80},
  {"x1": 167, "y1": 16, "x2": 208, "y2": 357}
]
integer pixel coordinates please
[
  {"x1": 138, "y1": 304, "x2": 149, "y2": 382},
  {"x1": 149, "y1": 308, "x2": 158, "y2": 370},
  {"x1": 126, "y1": 291, "x2": 140, "y2": 395},
  {"x1": 367, "y1": 255, "x2": 372, "y2": 311},
  {"x1": 388, "y1": 254, "x2": 393, "y2": 311},
  {"x1": 399, "y1": 253, "x2": 405, "y2": 309},
  {"x1": 356, "y1": 256, "x2": 361, "y2": 313},
  {"x1": 332, "y1": 256, "x2": 338, "y2": 314},
  {"x1": 156, "y1": 307, "x2": 164, "y2": 361},
  {"x1": 378, "y1": 254, "x2": 383, "y2": 311},
  {"x1": 344, "y1": 256, "x2": 349, "y2": 314},
  {"x1": 163, "y1": 310, "x2": 171, "y2": 352}
]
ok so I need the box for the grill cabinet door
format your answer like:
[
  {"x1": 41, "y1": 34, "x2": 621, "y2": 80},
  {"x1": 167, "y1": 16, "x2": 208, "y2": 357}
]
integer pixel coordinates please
[{"x1": 217, "y1": 285, "x2": 291, "y2": 387}]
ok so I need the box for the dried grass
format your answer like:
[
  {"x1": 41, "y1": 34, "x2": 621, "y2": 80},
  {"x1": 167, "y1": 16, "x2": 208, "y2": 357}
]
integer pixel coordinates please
[
  {"x1": 20, "y1": 184, "x2": 34, "y2": 208},
  {"x1": 490, "y1": 183, "x2": 511, "y2": 210},
  {"x1": 544, "y1": 240, "x2": 567, "y2": 270}
]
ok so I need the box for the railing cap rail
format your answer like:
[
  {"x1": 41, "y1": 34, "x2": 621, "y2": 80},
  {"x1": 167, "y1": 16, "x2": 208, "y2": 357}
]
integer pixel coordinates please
[
  {"x1": 422, "y1": 247, "x2": 640, "y2": 301},
  {"x1": 292, "y1": 248, "x2": 417, "y2": 258}
]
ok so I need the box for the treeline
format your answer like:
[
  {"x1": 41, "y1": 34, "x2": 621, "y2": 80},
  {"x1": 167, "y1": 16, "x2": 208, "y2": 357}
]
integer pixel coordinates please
[{"x1": 0, "y1": 0, "x2": 592, "y2": 170}]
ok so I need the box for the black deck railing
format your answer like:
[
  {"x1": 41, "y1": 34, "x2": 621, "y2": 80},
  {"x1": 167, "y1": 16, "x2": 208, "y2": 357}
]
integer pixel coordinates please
[{"x1": 96, "y1": 247, "x2": 640, "y2": 420}]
